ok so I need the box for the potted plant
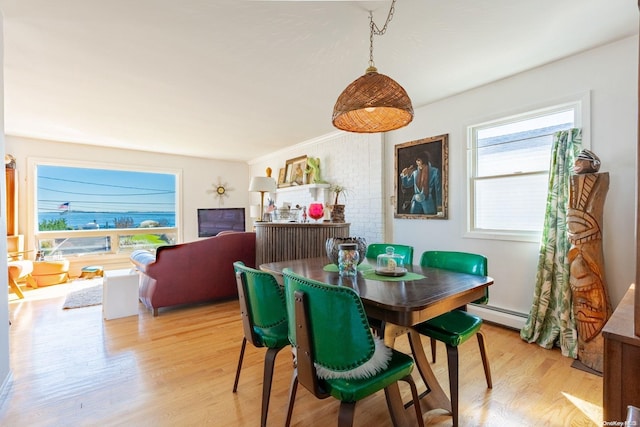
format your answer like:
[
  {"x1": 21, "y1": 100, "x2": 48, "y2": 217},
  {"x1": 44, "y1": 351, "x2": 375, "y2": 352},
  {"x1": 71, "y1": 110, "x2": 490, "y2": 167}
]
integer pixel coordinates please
[{"x1": 328, "y1": 184, "x2": 348, "y2": 223}]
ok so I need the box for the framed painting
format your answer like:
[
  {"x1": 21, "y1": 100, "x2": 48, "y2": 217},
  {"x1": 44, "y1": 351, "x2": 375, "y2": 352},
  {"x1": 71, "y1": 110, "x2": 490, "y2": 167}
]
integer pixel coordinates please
[
  {"x1": 394, "y1": 134, "x2": 448, "y2": 219},
  {"x1": 285, "y1": 155, "x2": 307, "y2": 186},
  {"x1": 277, "y1": 168, "x2": 287, "y2": 188}
]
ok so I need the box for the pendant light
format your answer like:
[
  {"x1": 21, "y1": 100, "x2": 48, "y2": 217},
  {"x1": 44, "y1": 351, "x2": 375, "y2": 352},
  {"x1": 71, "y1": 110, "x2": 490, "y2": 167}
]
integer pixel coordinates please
[{"x1": 332, "y1": 0, "x2": 413, "y2": 133}]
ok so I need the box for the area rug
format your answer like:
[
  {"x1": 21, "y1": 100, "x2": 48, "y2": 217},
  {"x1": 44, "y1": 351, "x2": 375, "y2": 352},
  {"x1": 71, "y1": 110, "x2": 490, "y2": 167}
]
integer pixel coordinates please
[{"x1": 62, "y1": 278, "x2": 103, "y2": 310}]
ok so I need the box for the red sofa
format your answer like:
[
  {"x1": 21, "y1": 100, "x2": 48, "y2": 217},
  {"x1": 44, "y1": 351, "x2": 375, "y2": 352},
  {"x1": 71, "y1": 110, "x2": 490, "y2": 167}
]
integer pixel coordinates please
[{"x1": 130, "y1": 231, "x2": 256, "y2": 316}]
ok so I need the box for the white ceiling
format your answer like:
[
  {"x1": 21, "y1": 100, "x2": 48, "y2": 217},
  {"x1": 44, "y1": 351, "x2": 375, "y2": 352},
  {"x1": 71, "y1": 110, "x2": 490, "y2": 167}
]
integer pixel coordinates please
[{"x1": 0, "y1": 0, "x2": 637, "y2": 162}]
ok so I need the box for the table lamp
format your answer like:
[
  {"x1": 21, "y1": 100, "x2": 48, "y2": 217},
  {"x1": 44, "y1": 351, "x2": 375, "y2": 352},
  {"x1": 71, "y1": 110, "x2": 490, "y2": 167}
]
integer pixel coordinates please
[
  {"x1": 248, "y1": 168, "x2": 277, "y2": 221},
  {"x1": 249, "y1": 204, "x2": 262, "y2": 221}
]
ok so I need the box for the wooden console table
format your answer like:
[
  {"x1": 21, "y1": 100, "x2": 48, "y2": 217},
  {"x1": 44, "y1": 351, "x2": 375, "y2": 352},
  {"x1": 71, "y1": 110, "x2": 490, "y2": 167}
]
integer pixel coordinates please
[
  {"x1": 602, "y1": 284, "x2": 640, "y2": 423},
  {"x1": 255, "y1": 222, "x2": 349, "y2": 266}
]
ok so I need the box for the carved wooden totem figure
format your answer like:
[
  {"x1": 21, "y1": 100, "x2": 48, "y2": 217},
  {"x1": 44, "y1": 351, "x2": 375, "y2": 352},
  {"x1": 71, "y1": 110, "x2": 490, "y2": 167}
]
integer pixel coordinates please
[{"x1": 567, "y1": 171, "x2": 611, "y2": 372}]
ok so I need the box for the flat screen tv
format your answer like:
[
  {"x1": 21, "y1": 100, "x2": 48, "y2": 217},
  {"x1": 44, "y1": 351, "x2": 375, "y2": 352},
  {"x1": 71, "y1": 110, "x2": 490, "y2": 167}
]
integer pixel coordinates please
[{"x1": 197, "y1": 208, "x2": 246, "y2": 237}]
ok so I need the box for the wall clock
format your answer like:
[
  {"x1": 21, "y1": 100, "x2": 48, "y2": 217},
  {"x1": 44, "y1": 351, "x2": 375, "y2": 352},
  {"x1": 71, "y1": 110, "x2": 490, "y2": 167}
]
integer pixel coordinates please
[{"x1": 208, "y1": 178, "x2": 232, "y2": 205}]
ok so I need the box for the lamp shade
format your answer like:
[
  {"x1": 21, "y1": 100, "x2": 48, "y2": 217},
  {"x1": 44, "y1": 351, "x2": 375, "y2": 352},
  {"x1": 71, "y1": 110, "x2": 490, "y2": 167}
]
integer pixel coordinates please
[
  {"x1": 248, "y1": 176, "x2": 276, "y2": 193},
  {"x1": 332, "y1": 67, "x2": 413, "y2": 133},
  {"x1": 249, "y1": 204, "x2": 261, "y2": 219}
]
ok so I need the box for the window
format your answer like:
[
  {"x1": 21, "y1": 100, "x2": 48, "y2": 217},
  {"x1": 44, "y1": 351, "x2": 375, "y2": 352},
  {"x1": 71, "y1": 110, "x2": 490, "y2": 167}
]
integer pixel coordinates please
[
  {"x1": 467, "y1": 101, "x2": 585, "y2": 241},
  {"x1": 33, "y1": 162, "x2": 180, "y2": 257}
]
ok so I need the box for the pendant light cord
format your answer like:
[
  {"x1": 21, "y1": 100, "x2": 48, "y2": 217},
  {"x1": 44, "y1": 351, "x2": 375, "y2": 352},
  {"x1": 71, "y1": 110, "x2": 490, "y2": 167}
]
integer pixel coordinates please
[{"x1": 369, "y1": 0, "x2": 397, "y2": 69}]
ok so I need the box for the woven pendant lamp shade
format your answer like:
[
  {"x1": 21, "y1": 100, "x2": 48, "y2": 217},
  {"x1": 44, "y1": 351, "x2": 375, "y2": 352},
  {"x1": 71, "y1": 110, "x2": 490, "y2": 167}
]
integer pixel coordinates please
[{"x1": 332, "y1": 66, "x2": 414, "y2": 133}]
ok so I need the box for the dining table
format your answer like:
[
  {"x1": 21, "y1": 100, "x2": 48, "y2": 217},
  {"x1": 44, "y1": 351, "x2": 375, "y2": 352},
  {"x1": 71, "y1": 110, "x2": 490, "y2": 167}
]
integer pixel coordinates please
[{"x1": 260, "y1": 256, "x2": 494, "y2": 426}]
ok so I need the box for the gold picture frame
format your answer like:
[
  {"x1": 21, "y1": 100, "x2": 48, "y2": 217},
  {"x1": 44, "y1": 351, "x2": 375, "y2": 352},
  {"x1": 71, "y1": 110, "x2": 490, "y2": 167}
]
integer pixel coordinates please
[
  {"x1": 277, "y1": 168, "x2": 287, "y2": 187},
  {"x1": 284, "y1": 155, "x2": 308, "y2": 186},
  {"x1": 394, "y1": 134, "x2": 448, "y2": 219}
]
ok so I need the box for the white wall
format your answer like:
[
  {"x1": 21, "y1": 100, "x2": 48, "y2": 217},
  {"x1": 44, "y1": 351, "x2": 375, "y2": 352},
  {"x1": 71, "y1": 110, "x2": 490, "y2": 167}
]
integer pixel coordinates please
[
  {"x1": 251, "y1": 36, "x2": 638, "y2": 327},
  {"x1": 4, "y1": 136, "x2": 250, "y2": 249},
  {"x1": 388, "y1": 35, "x2": 638, "y2": 319}
]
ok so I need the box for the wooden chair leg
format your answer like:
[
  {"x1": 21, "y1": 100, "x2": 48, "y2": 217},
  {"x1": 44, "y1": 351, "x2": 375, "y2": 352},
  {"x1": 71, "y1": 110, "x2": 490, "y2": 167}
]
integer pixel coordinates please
[
  {"x1": 337, "y1": 401, "x2": 356, "y2": 427},
  {"x1": 446, "y1": 344, "x2": 459, "y2": 427},
  {"x1": 285, "y1": 371, "x2": 299, "y2": 427},
  {"x1": 232, "y1": 337, "x2": 247, "y2": 392},
  {"x1": 8, "y1": 275, "x2": 24, "y2": 299},
  {"x1": 430, "y1": 337, "x2": 437, "y2": 363},
  {"x1": 26, "y1": 274, "x2": 38, "y2": 288},
  {"x1": 260, "y1": 346, "x2": 284, "y2": 427},
  {"x1": 476, "y1": 331, "x2": 493, "y2": 389},
  {"x1": 399, "y1": 375, "x2": 425, "y2": 427}
]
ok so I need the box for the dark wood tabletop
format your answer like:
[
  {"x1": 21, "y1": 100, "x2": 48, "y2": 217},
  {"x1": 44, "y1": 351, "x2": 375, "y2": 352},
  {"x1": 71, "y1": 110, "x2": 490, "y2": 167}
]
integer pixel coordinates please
[{"x1": 260, "y1": 256, "x2": 494, "y2": 327}]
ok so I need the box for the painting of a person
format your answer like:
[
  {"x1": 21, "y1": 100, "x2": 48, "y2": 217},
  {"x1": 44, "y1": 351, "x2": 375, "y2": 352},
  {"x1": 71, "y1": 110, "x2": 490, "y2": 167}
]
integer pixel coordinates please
[
  {"x1": 292, "y1": 163, "x2": 304, "y2": 185},
  {"x1": 400, "y1": 152, "x2": 441, "y2": 215}
]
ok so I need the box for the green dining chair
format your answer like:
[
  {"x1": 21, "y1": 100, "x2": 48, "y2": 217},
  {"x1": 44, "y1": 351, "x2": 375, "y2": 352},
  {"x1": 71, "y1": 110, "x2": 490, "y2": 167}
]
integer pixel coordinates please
[
  {"x1": 413, "y1": 251, "x2": 492, "y2": 427},
  {"x1": 232, "y1": 261, "x2": 290, "y2": 427},
  {"x1": 365, "y1": 243, "x2": 415, "y2": 266},
  {"x1": 282, "y1": 268, "x2": 425, "y2": 427}
]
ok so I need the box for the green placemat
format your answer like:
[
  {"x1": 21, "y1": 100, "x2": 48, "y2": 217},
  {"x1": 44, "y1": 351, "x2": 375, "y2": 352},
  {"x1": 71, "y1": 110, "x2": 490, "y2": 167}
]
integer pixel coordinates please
[
  {"x1": 360, "y1": 270, "x2": 425, "y2": 282},
  {"x1": 323, "y1": 263, "x2": 374, "y2": 272}
]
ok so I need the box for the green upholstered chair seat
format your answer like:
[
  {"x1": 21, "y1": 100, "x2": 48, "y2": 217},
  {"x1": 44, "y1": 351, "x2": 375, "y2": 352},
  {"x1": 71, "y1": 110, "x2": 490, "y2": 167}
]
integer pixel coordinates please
[
  {"x1": 413, "y1": 311, "x2": 482, "y2": 347},
  {"x1": 414, "y1": 251, "x2": 492, "y2": 427},
  {"x1": 233, "y1": 261, "x2": 289, "y2": 427},
  {"x1": 322, "y1": 349, "x2": 414, "y2": 402},
  {"x1": 254, "y1": 321, "x2": 290, "y2": 349}
]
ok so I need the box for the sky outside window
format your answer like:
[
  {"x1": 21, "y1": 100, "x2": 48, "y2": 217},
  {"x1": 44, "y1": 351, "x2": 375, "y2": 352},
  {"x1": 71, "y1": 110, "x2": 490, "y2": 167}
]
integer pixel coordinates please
[{"x1": 36, "y1": 165, "x2": 177, "y2": 230}]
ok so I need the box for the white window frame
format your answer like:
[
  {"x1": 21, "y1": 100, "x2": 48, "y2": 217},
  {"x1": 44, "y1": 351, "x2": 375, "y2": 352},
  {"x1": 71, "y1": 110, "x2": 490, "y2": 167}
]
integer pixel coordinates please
[
  {"x1": 27, "y1": 157, "x2": 183, "y2": 261},
  {"x1": 465, "y1": 93, "x2": 590, "y2": 242}
]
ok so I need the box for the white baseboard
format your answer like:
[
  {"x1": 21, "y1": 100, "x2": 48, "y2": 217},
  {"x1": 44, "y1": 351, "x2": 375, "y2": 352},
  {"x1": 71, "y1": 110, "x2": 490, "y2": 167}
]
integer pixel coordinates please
[{"x1": 467, "y1": 305, "x2": 527, "y2": 331}]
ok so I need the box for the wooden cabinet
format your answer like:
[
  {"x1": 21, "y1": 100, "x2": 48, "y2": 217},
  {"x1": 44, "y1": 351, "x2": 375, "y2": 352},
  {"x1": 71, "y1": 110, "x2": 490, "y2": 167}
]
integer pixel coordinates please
[
  {"x1": 255, "y1": 222, "x2": 349, "y2": 266},
  {"x1": 602, "y1": 285, "x2": 640, "y2": 422}
]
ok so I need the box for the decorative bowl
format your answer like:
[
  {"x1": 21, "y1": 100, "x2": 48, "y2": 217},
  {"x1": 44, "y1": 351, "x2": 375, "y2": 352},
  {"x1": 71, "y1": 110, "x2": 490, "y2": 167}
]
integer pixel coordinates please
[{"x1": 325, "y1": 236, "x2": 367, "y2": 266}]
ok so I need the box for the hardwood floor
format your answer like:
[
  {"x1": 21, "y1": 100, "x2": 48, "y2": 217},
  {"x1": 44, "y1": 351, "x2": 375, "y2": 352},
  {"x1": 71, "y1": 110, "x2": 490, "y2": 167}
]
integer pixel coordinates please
[{"x1": 3, "y1": 282, "x2": 603, "y2": 426}]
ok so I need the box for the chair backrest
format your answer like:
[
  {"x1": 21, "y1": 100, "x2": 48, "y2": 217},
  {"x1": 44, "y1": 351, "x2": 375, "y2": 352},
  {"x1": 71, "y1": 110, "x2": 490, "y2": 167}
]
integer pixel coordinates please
[
  {"x1": 282, "y1": 268, "x2": 378, "y2": 396},
  {"x1": 365, "y1": 243, "x2": 414, "y2": 266},
  {"x1": 233, "y1": 261, "x2": 287, "y2": 347},
  {"x1": 420, "y1": 251, "x2": 489, "y2": 304}
]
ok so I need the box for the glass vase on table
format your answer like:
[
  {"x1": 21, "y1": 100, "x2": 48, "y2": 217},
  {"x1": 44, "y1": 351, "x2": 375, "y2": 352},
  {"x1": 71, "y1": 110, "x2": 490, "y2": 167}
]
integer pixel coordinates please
[{"x1": 308, "y1": 202, "x2": 324, "y2": 223}]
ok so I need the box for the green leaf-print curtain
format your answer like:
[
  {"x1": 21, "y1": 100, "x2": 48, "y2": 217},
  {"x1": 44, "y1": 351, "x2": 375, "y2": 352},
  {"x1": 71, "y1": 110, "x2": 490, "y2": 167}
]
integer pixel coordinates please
[{"x1": 520, "y1": 128, "x2": 582, "y2": 358}]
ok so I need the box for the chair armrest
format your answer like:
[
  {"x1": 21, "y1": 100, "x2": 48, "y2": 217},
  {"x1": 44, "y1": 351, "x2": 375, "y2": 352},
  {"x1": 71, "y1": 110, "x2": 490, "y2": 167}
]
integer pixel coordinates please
[{"x1": 130, "y1": 250, "x2": 156, "y2": 274}]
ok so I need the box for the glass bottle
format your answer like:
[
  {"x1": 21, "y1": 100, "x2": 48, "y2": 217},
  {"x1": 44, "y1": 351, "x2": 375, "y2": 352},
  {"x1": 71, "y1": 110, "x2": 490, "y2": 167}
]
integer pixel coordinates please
[{"x1": 338, "y1": 243, "x2": 359, "y2": 276}]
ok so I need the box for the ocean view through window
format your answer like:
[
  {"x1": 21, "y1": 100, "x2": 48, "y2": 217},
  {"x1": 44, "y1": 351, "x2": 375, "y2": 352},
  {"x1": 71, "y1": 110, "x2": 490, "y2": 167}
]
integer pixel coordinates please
[{"x1": 35, "y1": 164, "x2": 179, "y2": 257}]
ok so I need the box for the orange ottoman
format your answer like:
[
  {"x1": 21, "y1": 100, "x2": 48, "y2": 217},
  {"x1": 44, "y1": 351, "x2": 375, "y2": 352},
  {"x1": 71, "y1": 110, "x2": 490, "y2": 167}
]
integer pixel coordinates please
[{"x1": 32, "y1": 260, "x2": 70, "y2": 287}]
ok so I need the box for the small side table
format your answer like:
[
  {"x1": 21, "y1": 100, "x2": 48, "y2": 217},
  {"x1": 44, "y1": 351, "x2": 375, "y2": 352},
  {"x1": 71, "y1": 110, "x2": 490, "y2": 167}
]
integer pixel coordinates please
[{"x1": 103, "y1": 268, "x2": 140, "y2": 320}]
